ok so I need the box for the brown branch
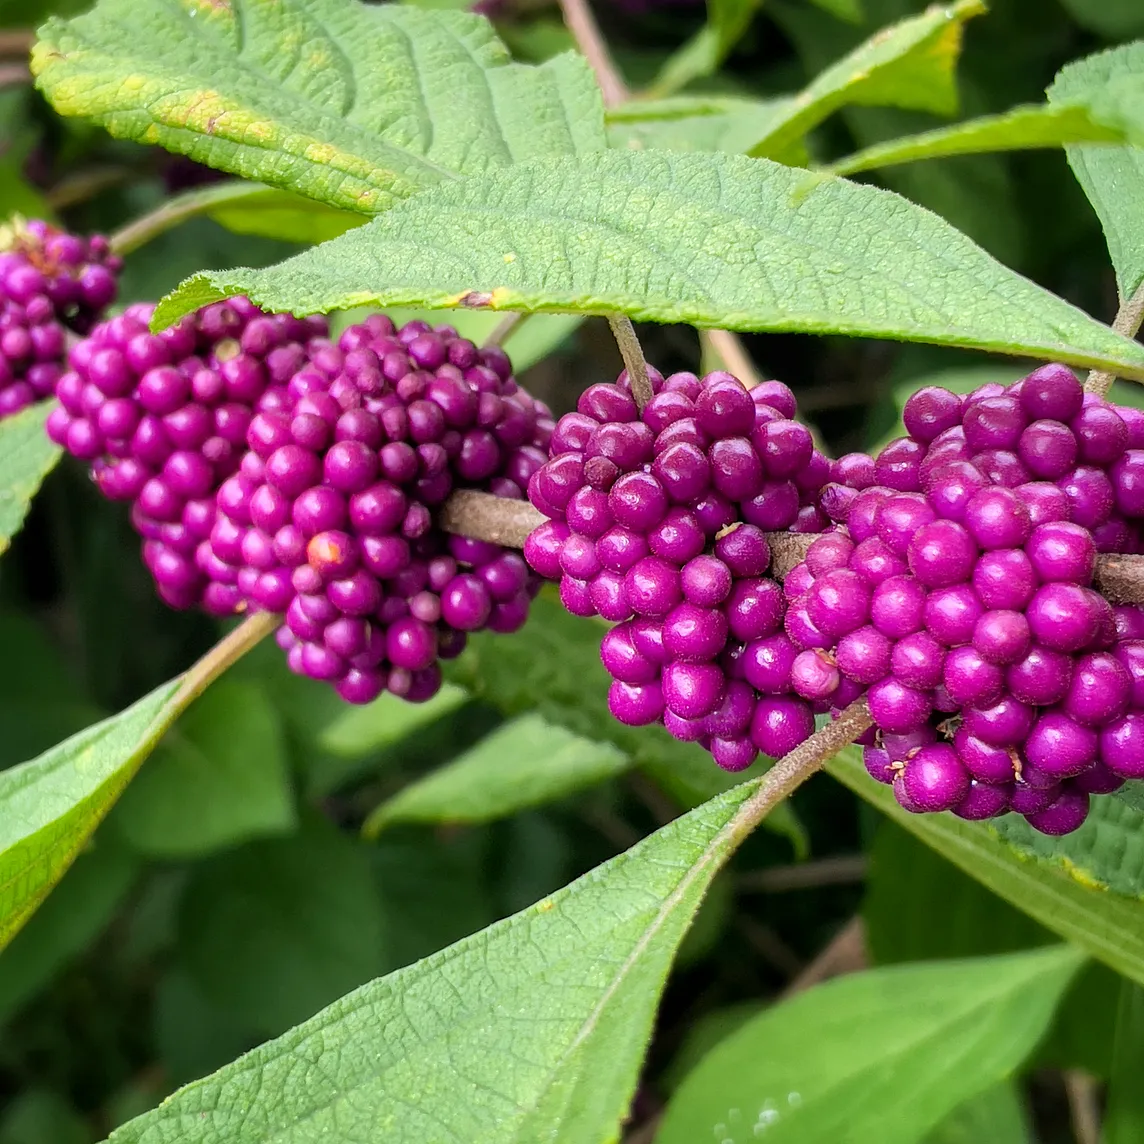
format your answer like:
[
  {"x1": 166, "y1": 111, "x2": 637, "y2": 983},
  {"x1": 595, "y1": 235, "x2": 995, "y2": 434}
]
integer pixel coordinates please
[
  {"x1": 738, "y1": 854, "x2": 868, "y2": 894},
  {"x1": 0, "y1": 61, "x2": 29, "y2": 88},
  {"x1": 438, "y1": 491, "x2": 1144, "y2": 606},
  {"x1": 781, "y1": 915, "x2": 868, "y2": 998},
  {"x1": 1086, "y1": 281, "x2": 1144, "y2": 396},
  {"x1": 438, "y1": 490, "x2": 544, "y2": 548},
  {"x1": 0, "y1": 30, "x2": 32, "y2": 58},
  {"x1": 1063, "y1": 1070, "x2": 1101, "y2": 1144},
  {"x1": 558, "y1": 0, "x2": 629, "y2": 108},
  {"x1": 1094, "y1": 553, "x2": 1144, "y2": 605}
]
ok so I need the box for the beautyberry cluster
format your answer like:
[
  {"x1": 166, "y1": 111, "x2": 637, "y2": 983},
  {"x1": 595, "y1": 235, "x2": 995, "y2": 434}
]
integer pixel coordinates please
[
  {"x1": 797, "y1": 364, "x2": 1144, "y2": 835},
  {"x1": 207, "y1": 314, "x2": 551, "y2": 705},
  {"x1": 48, "y1": 298, "x2": 326, "y2": 613},
  {"x1": 525, "y1": 367, "x2": 833, "y2": 772},
  {"x1": 0, "y1": 219, "x2": 121, "y2": 419}
]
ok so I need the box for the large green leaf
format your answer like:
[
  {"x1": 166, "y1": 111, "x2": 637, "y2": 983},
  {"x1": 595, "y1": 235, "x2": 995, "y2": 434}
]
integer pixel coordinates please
[
  {"x1": 0, "y1": 401, "x2": 61, "y2": 557},
  {"x1": 0, "y1": 680, "x2": 177, "y2": 950},
  {"x1": 830, "y1": 748, "x2": 1144, "y2": 985},
  {"x1": 107, "y1": 780, "x2": 759, "y2": 1144},
  {"x1": 658, "y1": 946, "x2": 1082, "y2": 1144},
  {"x1": 864, "y1": 821, "x2": 1120, "y2": 1080},
  {"x1": 364, "y1": 712, "x2": 629, "y2": 835},
  {"x1": 155, "y1": 149, "x2": 1144, "y2": 381},
  {"x1": 1050, "y1": 43, "x2": 1144, "y2": 298},
  {"x1": 33, "y1": 0, "x2": 605, "y2": 217},
  {"x1": 1104, "y1": 980, "x2": 1144, "y2": 1144},
  {"x1": 923, "y1": 1083, "x2": 1032, "y2": 1144},
  {"x1": 177, "y1": 816, "x2": 386, "y2": 1036},
  {"x1": 992, "y1": 796, "x2": 1144, "y2": 899},
  {"x1": 113, "y1": 679, "x2": 295, "y2": 858}
]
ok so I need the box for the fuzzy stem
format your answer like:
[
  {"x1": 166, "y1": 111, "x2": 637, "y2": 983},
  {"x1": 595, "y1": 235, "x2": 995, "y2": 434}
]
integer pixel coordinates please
[
  {"x1": 109, "y1": 181, "x2": 275, "y2": 257},
  {"x1": 726, "y1": 700, "x2": 873, "y2": 847},
  {"x1": 608, "y1": 314, "x2": 654, "y2": 410},
  {"x1": 1086, "y1": 281, "x2": 1144, "y2": 396},
  {"x1": 558, "y1": 0, "x2": 629, "y2": 108}
]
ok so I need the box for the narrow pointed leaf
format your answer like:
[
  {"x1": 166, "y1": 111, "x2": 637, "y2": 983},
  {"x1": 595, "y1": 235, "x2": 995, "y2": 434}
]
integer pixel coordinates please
[
  {"x1": 363, "y1": 713, "x2": 629, "y2": 836},
  {"x1": 830, "y1": 748, "x2": 1144, "y2": 986},
  {"x1": 0, "y1": 401, "x2": 61, "y2": 556},
  {"x1": 747, "y1": 0, "x2": 985, "y2": 161},
  {"x1": 828, "y1": 103, "x2": 1129, "y2": 178},
  {"x1": 650, "y1": 0, "x2": 765, "y2": 99},
  {"x1": 1050, "y1": 43, "x2": 1144, "y2": 298},
  {"x1": 0, "y1": 680, "x2": 177, "y2": 950},
  {"x1": 659, "y1": 947, "x2": 1081, "y2": 1144},
  {"x1": 157, "y1": 150, "x2": 1144, "y2": 381},
  {"x1": 106, "y1": 781, "x2": 759, "y2": 1144},
  {"x1": 33, "y1": 0, "x2": 605, "y2": 217}
]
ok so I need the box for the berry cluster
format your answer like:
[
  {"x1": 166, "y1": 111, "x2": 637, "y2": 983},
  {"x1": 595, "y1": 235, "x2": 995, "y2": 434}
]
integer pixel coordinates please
[
  {"x1": 206, "y1": 314, "x2": 551, "y2": 705},
  {"x1": 0, "y1": 219, "x2": 121, "y2": 419},
  {"x1": 48, "y1": 299, "x2": 327, "y2": 613},
  {"x1": 795, "y1": 364, "x2": 1144, "y2": 834},
  {"x1": 525, "y1": 368, "x2": 833, "y2": 771}
]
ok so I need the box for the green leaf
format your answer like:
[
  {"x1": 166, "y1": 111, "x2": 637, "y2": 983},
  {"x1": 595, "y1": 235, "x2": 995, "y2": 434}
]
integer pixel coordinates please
[
  {"x1": 0, "y1": 837, "x2": 137, "y2": 1024},
  {"x1": 805, "y1": 0, "x2": 863, "y2": 20},
  {"x1": 33, "y1": 1, "x2": 605, "y2": 217},
  {"x1": 315, "y1": 682, "x2": 468, "y2": 760},
  {"x1": 992, "y1": 796, "x2": 1144, "y2": 898},
  {"x1": 617, "y1": 0, "x2": 980, "y2": 160},
  {"x1": 830, "y1": 748, "x2": 1144, "y2": 986},
  {"x1": 177, "y1": 815, "x2": 386, "y2": 1036},
  {"x1": 0, "y1": 679, "x2": 178, "y2": 951},
  {"x1": 207, "y1": 185, "x2": 365, "y2": 245},
  {"x1": 0, "y1": 400, "x2": 61, "y2": 557},
  {"x1": 113, "y1": 679, "x2": 295, "y2": 859},
  {"x1": 1056, "y1": 0, "x2": 1144, "y2": 39},
  {"x1": 445, "y1": 594, "x2": 773, "y2": 808},
  {"x1": 157, "y1": 149, "x2": 1144, "y2": 382},
  {"x1": 748, "y1": 0, "x2": 984, "y2": 161},
  {"x1": 1103, "y1": 980, "x2": 1144, "y2": 1144},
  {"x1": 864, "y1": 821, "x2": 1121, "y2": 1081},
  {"x1": 658, "y1": 946, "x2": 1082, "y2": 1144},
  {"x1": 828, "y1": 103, "x2": 1129, "y2": 179},
  {"x1": 608, "y1": 95, "x2": 803, "y2": 157},
  {"x1": 1050, "y1": 43, "x2": 1144, "y2": 298},
  {"x1": 108, "y1": 780, "x2": 759, "y2": 1144},
  {"x1": 923, "y1": 1083, "x2": 1032, "y2": 1144},
  {"x1": 364, "y1": 713, "x2": 629, "y2": 836},
  {"x1": 650, "y1": 0, "x2": 765, "y2": 99},
  {"x1": 864, "y1": 821, "x2": 1047, "y2": 966}
]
